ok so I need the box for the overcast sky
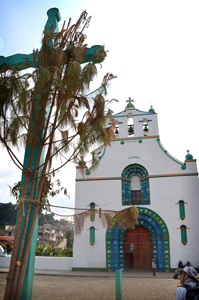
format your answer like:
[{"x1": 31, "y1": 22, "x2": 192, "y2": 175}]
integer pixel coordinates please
[{"x1": 0, "y1": 0, "x2": 199, "y2": 217}]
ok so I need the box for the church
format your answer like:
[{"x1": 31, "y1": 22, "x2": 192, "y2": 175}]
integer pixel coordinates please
[{"x1": 72, "y1": 99, "x2": 199, "y2": 272}]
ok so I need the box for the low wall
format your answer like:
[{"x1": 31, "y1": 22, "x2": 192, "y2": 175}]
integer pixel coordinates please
[
  {"x1": 0, "y1": 255, "x2": 73, "y2": 271},
  {"x1": 34, "y1": 256, "x2": 73, "y2": 270},
  {"x1": 0, "y1": 255, "x2": 11, "y2": 268}
]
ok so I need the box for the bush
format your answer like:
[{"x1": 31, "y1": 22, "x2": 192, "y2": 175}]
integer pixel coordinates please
[
  {"x1": 35, "y1": 245, "x2": 45, "y2": 256},
  {"x1": 35, "y1": 245, "x2": 73, "y2": 257}
]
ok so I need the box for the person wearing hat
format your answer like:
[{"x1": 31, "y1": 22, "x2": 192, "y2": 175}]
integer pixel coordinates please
[
  {"x1": 175, "y1": 266, "x2": 198, "y2": 300},
  {"x1": 152, "y1": 258, "x2": 156, "y2": 276}
]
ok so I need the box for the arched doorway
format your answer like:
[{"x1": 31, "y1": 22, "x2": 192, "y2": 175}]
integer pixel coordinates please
[
  {"x1": 106, "y1": 207, "x2": 170, "y2": 272},
  {"x1": 124, "y1": 226, "x2": 152, "y2": 270}
]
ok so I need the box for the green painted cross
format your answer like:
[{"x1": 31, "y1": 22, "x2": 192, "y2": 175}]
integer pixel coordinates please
[
  {"x1": 126, "y1": 97, "x2": 134, "y2": 108},
  {"x1": 1, "y1": 8, "x2": 105, "y2": 300}
]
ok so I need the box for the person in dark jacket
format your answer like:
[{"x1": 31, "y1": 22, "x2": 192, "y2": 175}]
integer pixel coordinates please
[
  {"x1": 178, "y1": 261, "x2": 184, "y2": 268},
  {"x1": 175, "y1": 266, "x2": 198, "y2": 300}
]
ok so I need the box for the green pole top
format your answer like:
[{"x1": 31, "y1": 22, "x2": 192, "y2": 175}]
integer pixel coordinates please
[{"x1": 45, "y1": 7, "x2": 61, "y2": 33}]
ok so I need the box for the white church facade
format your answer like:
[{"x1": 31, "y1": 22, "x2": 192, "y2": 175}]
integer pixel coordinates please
[{"x1": 72, "y1": 100, "x2": 199, "y2": 272}]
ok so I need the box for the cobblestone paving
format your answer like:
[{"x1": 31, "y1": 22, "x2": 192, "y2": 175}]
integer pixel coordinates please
[{"x1": 0, "y1": 274, "x2": 179, "y2": 300}]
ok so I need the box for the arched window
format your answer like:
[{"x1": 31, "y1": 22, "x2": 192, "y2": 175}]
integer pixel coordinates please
[
  {"x1": 131, "y1": 175, "x2": 141, "y2": 205},
  {"x1": 143, "y1": 118, "x2": 149, "y2": 135},
  {"x1": 178, "y1": 200, "x2": 185, "y2": 220},
  {"x1": 122, "y1": 164, "x2": 150, "y2": 205},
  {"x1": 90, "y1": 226, "x2": 95, "y2": 246},
  {"x1": 180, "y1": 225, "x2": 187, "y2": 245},
  {"x1": 115, "y1": 120, "x2": 119, "y2": 136},
  {"x1": 90, "y1": 202, "x2": 95, "y2": 221},
  {"x1": 127, "y1": 113, "x2": 134, "y2": 137}
]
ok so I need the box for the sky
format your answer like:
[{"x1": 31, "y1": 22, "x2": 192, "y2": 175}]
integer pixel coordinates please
[{"x1": 0, "y1": 0, "x2": 199, "y2": 218}]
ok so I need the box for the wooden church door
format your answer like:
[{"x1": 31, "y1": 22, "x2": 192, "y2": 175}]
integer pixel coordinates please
[{"x1": 124, "y1": 225, "x2": 152, "y2": 270}]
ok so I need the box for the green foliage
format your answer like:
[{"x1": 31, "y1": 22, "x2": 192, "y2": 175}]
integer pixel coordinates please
[
  {"x1": 8, "y1": 182, "x2": 21, "y2": 200},
  {"x1": 38, "y1": 213, "x2": 57, "y2": 226},
  {"x1": 0, "y1": 203, "x2": 17, "y2": 226},
  {"x1": 35, "y1": 245, "x2": 45, "y2": 256},
  {"x1": 8, "y1": 175, "x2": 69, "y2": 215},
  {"x1": 0, "y1": 11, "x2": 116, "y2": 182},
  {"x1": 0, "y1": 202, "x2": 56, "y2": 227},
  {"x1": 6, "y1": 244, "x2": 12, "y2": 254},
  {"x1": 35, "y1": 245, "x2": 73, "y2": 257},
  {"x1": 43, "y1": 245, "x2": 53, "y2": 256},
  {"x1": 65, "y1": 246, "x2": 73, "y2": 257},
  {"x1": 65, "y1": 230, "x2": 74, "y2": 248}
]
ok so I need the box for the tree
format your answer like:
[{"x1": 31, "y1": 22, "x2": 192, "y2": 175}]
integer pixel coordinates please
[
  {"x1": 65, "y1": 230, "x2": 74, "y2": 248},
  {"x1": 0, "y1": 203, "x2": 17, "y2": 227},
  {"x1": 0, "y1": 10, "x2": 116, "y2": 300}
]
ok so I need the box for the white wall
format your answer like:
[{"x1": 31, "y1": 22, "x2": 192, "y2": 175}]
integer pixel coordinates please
[
  {"x1": 73, "y1": 106, "x2": 199, "y2": 270},
  {"x1": 0, "y1": 256, "x2": 73, "y2": 271}
]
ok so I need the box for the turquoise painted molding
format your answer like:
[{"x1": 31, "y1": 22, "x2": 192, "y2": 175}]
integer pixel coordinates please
[
  {"x1": 180, "y1": 225, "x2": 187, "y2": 245},
  {"x1": 179, "y1": 200, "x2": 185, "y2": 220},
  {"x1": 86, "y1": 145, "x2": 107, "y2": 175},
  {"x1": 132, "y1": 113, "x2": 157, "y2": 116},
  {"x1": 113, "y1": 136, "x2": 158, "y2": 142},
  {"x1": 107, "y1": 112, "x2": 157, "y2": 119},
  {"x1": 157, "y1": 139, "x2": 186, "y2": 170},
  {"x1": 76, "y1": 177, "x2": 122, "y2": 181},
  {"x1": 76, "y1": 172, "x2": 198, "y2": 182}
]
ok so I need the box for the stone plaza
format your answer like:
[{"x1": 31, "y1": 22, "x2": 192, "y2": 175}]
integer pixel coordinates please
[{"x1": 0, "y1": 269, "x2": 180, "y2": 300}]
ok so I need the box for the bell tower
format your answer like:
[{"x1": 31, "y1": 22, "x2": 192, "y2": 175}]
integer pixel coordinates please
[{"x1": 110, "y1": 98, "x2": 159, "y2": 139}]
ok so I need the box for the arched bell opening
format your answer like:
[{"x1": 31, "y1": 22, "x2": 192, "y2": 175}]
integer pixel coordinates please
[
  {"x1": 143, "y1": 117, "x2": 149, "y2": 135},
  {"x1": 127, "y1": 112, "x2": 134, "y2": 137},
  {"x1": 114, "y1": 120, "x2": 119, "y2": 136}
]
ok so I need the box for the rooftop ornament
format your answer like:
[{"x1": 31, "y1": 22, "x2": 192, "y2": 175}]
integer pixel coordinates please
[{"x1": 126, "y1": 97, "x2": 134, "y2": 108}]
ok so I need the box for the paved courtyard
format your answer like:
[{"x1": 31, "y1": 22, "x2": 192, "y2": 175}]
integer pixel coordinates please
[{"x1": 0, "y1": 271, "x2": 179, "y2": 300}]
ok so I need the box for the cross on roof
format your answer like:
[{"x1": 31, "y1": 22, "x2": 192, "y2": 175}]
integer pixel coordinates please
[{"x1": 126, "y1": 97, "x2": 134, "y2": 108}]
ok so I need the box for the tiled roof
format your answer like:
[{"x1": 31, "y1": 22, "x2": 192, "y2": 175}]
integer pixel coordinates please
[{"x1": 0, "y1": 236, "x2": 14, "y2": 245}]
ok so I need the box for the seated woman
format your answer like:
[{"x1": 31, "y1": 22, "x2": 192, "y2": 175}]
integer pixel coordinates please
[
  {"x1": 178, "y1": 260, "x2": 184, "y2": 268},
  {"x1": 186, "y1": 261, "x2": 191, "y2": 266}
]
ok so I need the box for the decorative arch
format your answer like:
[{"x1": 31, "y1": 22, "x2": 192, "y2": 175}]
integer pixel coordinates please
[
  {"x1": 106, "y1": 207, "x2": 170, "y2": 272},
  {"x1": 122, "y1": 164, "x2": 150, "y2": 205}
]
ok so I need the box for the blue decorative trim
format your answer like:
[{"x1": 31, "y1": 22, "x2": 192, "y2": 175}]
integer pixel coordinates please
[
  {"x1": 86, "y1": 146, "x2": 107, "y2": 175},
  {"x1": 106, "y1": 207, "x2": 170, "y2": 272},
  {"x1": 122, "y1": 164, "x2": 150, "y2": 205},
  {"x1": 139, "y1": 120, "x2": 152, "y2": 122}
]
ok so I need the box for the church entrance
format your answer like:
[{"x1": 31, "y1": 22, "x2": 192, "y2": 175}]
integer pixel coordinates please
[{"x1": 124, "y1": 225, "x2": 152, "y2": 270}]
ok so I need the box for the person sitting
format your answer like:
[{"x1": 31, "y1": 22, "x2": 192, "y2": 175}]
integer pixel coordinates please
[
  {"x1": 175, "y1": 266, "x2": 198, "y2": 300},
  {"x1": 178, "y1": 260, "x2": 184, "y2": 268},
  {"x1": 186, "y1": 261, "x2": 191, "y2": 266}
]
